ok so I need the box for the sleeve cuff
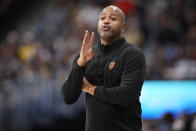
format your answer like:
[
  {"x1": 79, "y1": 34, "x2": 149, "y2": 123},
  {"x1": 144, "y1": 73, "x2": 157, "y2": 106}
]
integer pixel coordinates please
[
  {"x1": 74, "y1": 62, "x2": 86, "y2": 72},
  {"x1": 94, "y1": 86, "x2": 103, "y2": 97}
]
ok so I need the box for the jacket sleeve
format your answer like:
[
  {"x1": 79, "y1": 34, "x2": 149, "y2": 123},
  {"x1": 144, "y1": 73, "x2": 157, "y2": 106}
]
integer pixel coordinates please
[
  {"x1": 94, "y1": 49, "x2": 146, "y2": 108},
  {"x1": 61, "y1": 54, "x2": 85, "y2": 104}
]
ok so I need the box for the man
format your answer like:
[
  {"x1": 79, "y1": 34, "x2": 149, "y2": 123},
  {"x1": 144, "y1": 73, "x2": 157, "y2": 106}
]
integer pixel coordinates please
[{"x1": 61, "y1": 5, "x2": 146, "y2": 131}]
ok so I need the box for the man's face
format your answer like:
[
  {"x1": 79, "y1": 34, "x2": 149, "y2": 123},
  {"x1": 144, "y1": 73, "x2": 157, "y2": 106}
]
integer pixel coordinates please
[{"x1": 97, "y1": 6, "x2": 125, "y2": 42}]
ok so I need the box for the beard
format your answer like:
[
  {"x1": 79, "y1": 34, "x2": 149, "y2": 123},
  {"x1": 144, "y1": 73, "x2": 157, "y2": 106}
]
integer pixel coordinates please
[{"x1": 98, "y1": 26, "x2": 122, "y2": 43}]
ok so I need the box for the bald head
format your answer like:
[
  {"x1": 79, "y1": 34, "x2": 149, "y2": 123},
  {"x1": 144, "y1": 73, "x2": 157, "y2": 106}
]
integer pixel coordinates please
[{"x1": 101, "y1": 5, "x2": 125, "y2": 24}]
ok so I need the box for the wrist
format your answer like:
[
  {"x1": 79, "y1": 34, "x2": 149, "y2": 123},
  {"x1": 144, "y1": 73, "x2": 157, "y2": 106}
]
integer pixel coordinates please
[{"x1": 77, "y1": 58, "x2": 86, "y2": 67}]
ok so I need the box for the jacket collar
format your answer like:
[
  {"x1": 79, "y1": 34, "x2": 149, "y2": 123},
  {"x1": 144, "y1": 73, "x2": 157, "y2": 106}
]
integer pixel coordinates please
[{"x1": 98, "y1": 37, "x2": 126, "y2": 53}]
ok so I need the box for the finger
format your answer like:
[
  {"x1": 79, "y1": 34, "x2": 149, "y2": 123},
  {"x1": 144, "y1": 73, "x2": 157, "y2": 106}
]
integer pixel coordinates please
[
  {"x1": 82, "y1": 86, "x2": 88, "y2": 92},
  {"x1": 85, "y1": 30, "x2": 89, "y2": 44},
  {"x1": 81, "y1": 31, "x2": 87, "y2": 47},
  {"x1": 87, "y1": 49, "x2": 95, "y2": 58},
  {"x1": 82, "y1": 77, "x2": 87, "y2": 87},
  {"x1": 82, "y1": 87, "x2": 86, "y2": 92},
  {"x1": 81, "y1": 30, "x2": 89, "y2": 51},
  {"x1": 83, "y1": 77, "x2": 86, "y2": 81},
  {"x1": 82, "y1": 30, "x2": 89, "y2": 46},
  {"x1": 89, "y1": 32, "x2": 95, "y2": 48},
  {"x1": 83, "y1": 77, "x2": 88, "y2": 83}
]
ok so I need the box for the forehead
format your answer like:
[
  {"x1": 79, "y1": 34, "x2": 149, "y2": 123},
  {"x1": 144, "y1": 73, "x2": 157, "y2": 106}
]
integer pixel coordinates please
[{"x1": 100, "y1": 7, "x2": 120, "y2": 16}]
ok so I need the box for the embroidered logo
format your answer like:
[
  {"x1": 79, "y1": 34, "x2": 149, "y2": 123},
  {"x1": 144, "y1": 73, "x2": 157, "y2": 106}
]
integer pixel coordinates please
[{"x1": 109, "y1": 61, "x2": 115, "y2": 70}]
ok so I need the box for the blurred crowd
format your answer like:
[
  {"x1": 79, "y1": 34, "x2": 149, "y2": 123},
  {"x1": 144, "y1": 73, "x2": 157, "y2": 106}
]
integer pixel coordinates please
[
  {"x1": 0, "y1": 0, "x2": 196, "y2": 131},
  {"x1": 143, "y1": 112, "x2": 196, "y2": 131}
]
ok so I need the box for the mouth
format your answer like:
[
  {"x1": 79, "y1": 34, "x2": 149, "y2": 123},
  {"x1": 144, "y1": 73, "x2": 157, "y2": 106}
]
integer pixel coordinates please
[{"x1": 102, "y1": 25, "x2": 110, "y2": 31}]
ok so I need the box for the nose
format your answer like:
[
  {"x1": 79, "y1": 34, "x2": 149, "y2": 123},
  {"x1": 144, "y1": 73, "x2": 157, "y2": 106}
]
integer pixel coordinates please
[{"x1": 103, "y1": 17, "x2": 110, "y2": 24}]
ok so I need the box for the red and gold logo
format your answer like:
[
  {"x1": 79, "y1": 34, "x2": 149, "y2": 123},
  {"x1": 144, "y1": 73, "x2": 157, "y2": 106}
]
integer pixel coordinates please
[{"x1": 109, "y1": 61, "x2": 115, "y2": 70}]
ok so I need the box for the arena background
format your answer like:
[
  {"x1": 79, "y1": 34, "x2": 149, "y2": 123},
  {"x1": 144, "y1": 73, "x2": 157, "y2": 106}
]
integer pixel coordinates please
[{"x1": 0, "y1": 0, "x2": 196, "y2": 131}]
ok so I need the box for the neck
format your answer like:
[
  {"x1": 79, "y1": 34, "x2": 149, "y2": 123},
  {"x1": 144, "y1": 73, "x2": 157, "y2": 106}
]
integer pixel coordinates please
[
  {"x1": 100, "y1": 36, "x2": 121, "y2": 46},
  {"x1": 101, "y1": 39, "x2": 109, "y2": 45}
]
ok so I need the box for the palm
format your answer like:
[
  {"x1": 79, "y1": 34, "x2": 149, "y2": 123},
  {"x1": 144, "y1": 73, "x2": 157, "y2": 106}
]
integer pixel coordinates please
[{"x1": 78, "y1": 30, "x2": 95, "y2": 66}]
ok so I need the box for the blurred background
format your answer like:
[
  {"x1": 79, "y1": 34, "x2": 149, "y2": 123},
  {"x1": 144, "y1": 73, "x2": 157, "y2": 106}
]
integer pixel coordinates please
[{"x1": 0, "y1": 0, "x2": 196, "y2": 131}]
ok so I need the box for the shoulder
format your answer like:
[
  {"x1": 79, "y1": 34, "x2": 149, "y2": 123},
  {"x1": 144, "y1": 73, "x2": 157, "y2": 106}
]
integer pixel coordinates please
[
  {"x1": 122, "y1": 42, "x2": 145, "y2": 59},
  {"x1": 121, "y1": 42, "x2": 146, "y2": 67}
]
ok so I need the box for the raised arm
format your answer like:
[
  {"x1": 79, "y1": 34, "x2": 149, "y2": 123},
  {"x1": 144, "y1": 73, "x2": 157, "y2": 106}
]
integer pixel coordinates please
[{"x1": 61, "y1": 30, "x2": 95, "y2": 104}]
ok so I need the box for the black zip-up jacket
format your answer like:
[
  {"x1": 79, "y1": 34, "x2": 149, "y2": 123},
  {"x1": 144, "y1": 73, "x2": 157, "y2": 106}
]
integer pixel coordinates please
[{"x1": 61, "y1": 37, "x2": 146, "y2": 131}]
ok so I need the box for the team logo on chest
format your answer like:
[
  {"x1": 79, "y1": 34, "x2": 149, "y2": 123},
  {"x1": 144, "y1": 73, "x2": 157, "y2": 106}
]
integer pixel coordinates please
[{"x1": 109, "y1": 61, "x2": 116, "y2": 70}]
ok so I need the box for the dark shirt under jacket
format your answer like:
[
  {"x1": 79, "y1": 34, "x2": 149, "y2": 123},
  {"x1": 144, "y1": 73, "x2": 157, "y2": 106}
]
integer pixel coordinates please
[{"x1": 61, "y1": 37, "x2": 146, "y2": 131}]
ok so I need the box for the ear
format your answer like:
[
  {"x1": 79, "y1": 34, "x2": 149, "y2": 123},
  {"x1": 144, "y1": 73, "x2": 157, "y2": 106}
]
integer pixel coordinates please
[{"x1": 121, "y1": 23, "x2": 126, "y2": 33}]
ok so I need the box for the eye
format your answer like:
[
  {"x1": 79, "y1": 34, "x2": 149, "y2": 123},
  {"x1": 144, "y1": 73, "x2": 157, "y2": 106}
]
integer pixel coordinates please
[
  {"x1": 100, "y1": 16, "x2": 105, "y2": 20},
  {"x1": 111, "y1": 17, "x2": 116, "y2": 20}
]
